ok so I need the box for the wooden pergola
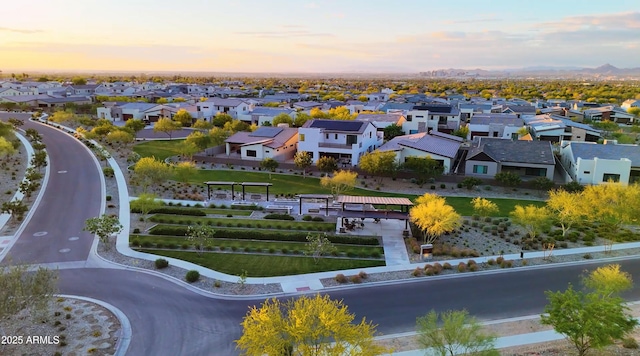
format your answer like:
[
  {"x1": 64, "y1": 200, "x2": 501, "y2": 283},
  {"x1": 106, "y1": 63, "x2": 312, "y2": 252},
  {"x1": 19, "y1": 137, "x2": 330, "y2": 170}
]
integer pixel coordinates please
[
  {"x1": 336, "y1": 195, "x2": 414, "y2": 228},
  {"x1": 204, "y1": 181, "x2": 273, "y2": 201}
]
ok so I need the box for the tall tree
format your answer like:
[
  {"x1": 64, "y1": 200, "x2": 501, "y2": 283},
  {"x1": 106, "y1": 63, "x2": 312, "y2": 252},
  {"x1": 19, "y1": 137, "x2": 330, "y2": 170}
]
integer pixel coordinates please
[
  {"x1": 83, "y1": 214, "x2": 123, "y2": 250},
  {"x1": 185, "y1": 131, "x2": 212, "y2": 152},
  {"x1": 403, "y1": 156, "x2": 444, "y2": 186},
  {"x1": 177, "y1": 141, "x2": 200, "y2": 161},
  {"x1": 124, "y1": 118, "x2": 146, "y2": 139},
  {"x1": 383, "y1": 124, "x2": 404, "y2": 141},
  {"x1": 209, "y1": 127, "x2": 231, "y2": 147},
  {"x1": 153, "y1": 117, "x2": 181, "y2": 140},
  {"x1": 173, "y1": 161, "x2": 197, "y2": 183},
  {"x1": 294, "y1": 151, "x2": 313, "y2": 178},
  {"x1": 133, "y1": 157, "x2": 172, "y2": 192},
  {"x1": 294, "y1": 112, "x2": 312, "y2": 127},
  {"x1": 410, "y1": 194, "x2": 461, "y2": 244},
  {"x1": 173, "y1": 109, "x2": 193, "y2": 127},
  {"x1": 541, "y1": 264, "x2": 637, "y2": 356},
  {"x1": 212, "y1": 113, "x2": 233, "y2": 127},
  {"x1": 416, "y1": 310, "x2": 498, "y2": 356},
  {"x1": 359, "y1": 150, "x2": 397, "y2": 184},
  {"x1": 260, "y1": 158, "x2": 279, "y2": 179},
  {"x1": 316, "y1": 156, "x2": 338, "y2": 173},
  {"x1": 509, "y1": 205, "x2": 551, "y2": 239},
  {"x1": 272, "y1": 113, "x2": 293, "y2": 127},
  {"x1": 320, "y1": 170, "x2": 357, "y2": 199},
  {"x1": 546, "y1": 189, "x2": 585, "y2": 237},
  {"x1": 0, "y1": 137, "x2": 16, "y2": 163},
  {"x1": 236, "y1": 294, "x2": 387, "y2": 356},
  {"x1": 192, "y1": 119, "x2": 214, "y2": 131}
]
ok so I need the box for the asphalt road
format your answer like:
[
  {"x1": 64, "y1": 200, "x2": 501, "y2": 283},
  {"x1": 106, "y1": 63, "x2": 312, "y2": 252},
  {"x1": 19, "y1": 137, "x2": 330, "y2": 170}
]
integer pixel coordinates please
[
  {"x1": 1, "y1": 113, "x2": 102, "y2": 264},
  {"x1": 56, "y1": 258, "x2": 640, "y2": 355}
]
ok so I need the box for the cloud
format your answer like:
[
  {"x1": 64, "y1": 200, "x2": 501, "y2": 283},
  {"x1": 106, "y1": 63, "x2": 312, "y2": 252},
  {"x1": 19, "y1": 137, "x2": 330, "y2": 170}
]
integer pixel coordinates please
[
  {"x1": 442, "y1": 18, "x2": 502, "y2": 25},
  {"x1": 0, "y1": 27, "x2": 43, "y2": 34},
  {"x1": 234, "y1": 29, "x2": 334, "y2": 38},
  {"x1": 304, "y1": 2, "x2": 319, "y2": 9}
]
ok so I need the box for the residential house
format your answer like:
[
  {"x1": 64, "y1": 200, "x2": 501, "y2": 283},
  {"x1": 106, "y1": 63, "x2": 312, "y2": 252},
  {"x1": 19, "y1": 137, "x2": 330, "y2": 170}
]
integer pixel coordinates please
[
  {"x1": 0, "y1": 87, "x2": 35, "y2": 97},
  {"x1": 467, "y1": 114, "x2": 524, "y2": 140},
  {"x1": 583, "y1": 106, "x2": 635, "y2": 124},
  {"x1": 37, "y1": 96, "x2": 92, "y2": 109},
  {"x1": 378, "y1": 131, "x2": 463, "y2": 173},
  {"x1": 97, "y1": 102, "x2": 160, "y2": 122},
  {"x1": 458, "y1": 103, "x2": 492, "y2": 122},
  {"x1": 237, "y1": 107, "x2": 296, "y2": 126},
  {"x1": 355, "y1": 113, "x2": 406, "y2": 132},
  {"x1": 498, "y1": 104, "x2": 537, "y2": 118},
  {"x1": 621, "y1": 99, "x2": 640, "y2": 109},
  {"x1": 297, "y1": 119, "x2": 383, "y2": 165},
  {"x1": 196, "y1": 98, "x2": 253, "y2": 120},
  {"x1": 465, "y1": 138, "x2": 555, "y2": 180},
  {"x1": 224, "y1": 126, "x2": 298, "y2": 162},
  {"x1": 293, "y1": 101, "x2": 324, "y2": 112},
  {"x1": 366, "y1": 92, "x2": 390, "y2": 101},
  {"x1": 560, "y1": 141, "x2": 640, "y2": 185},
  {"x1": 64, "y1": 84, "x2": 103, "y2": 96},
  {"x1": 404, "y1": 104, "x2": 461, "y2": 135},
  {"x1": 524, "y1": 114, "x2": 601, "y2": 143},
  {"x1": 345, "y1": 100, "x2": 385, "y2": 114}
]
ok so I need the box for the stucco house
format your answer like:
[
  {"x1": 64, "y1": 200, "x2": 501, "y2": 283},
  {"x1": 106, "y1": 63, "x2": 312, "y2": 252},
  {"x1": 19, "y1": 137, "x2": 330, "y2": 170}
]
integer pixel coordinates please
[
  {"x1": 355, "y1": 113, "x2": 406, "y2": 132},
  {"x1": 404, "y1": 104, "x2": 461, "y2": 135},
  {"x1": 524, "y1": 114, "x2": 601, "y2": 143},
  {"x1": 224, "y1": 126, "x2": 299, "y2": 162},
  {"x1": 297, "y1": 119, "x2": 382, "y2": 165},
  {"x1": 196, "y1": 98, "x2": 253, "y2": 120},
  {"x1": 560, "y1": 141, "x2": 640, "y2": 185},
  {"x1": 378, "y1": 131, "x2": 463, "y2": 173},
  {"x1": 467, "y1": 113, "x2": 524, "y2": 140},
  {"x1": 237, "y1": 107, "x2": 296, "y2": 126},
  {"x1": 465, "y1": 138, "x2": 555, "y2": 180},
  {"x1": 583, "y1": 106, "x2": 635, "y2": 124}
]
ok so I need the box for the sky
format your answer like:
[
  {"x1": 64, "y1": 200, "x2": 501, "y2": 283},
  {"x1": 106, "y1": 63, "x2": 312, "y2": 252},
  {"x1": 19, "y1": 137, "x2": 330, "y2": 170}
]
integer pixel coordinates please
[{"x1": 1, "y1": 0, "x2": 639, "y2": 73}]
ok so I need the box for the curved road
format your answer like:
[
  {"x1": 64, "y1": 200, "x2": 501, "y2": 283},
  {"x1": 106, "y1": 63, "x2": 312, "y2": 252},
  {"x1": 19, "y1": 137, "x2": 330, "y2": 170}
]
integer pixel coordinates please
[
  {"x1": 3, "y1": 112, "x2": 640, "y2": 355},
  {"x1": 2, "y1": 114, "x2": 102, "y2": 264}
]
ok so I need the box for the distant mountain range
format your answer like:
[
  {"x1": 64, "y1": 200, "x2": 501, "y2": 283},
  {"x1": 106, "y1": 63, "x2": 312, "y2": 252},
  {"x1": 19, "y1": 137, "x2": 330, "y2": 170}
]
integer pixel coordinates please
[{"x1": 420, "y1": 64, "x2": 640, "y2": 79}]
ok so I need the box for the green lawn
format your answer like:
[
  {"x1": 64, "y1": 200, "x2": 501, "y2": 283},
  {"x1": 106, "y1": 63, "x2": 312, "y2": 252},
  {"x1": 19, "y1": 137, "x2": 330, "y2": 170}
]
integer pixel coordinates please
[
  {"x1": 134, "y1": 139, "x2": 186, "y2": 161},
  {"x1": 202, "y1": 208, "x2": 252, "y2": 216},
  {"x1": 138, "y1": 249, "x2": 385, "y2": 277},
  {"x1": 131, "y1": 235, "x2": 383, "y2": 256},
  {"x1": 444, "y1": 196, "x2": 547, "y2": 217}
]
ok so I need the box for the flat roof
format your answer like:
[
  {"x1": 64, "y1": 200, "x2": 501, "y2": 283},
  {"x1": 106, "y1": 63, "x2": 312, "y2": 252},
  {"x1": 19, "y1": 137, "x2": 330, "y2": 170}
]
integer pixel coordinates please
[
  {"x1": 336, "y1": 196, "x2": 414, "y2": 206},
  {"x1": 204, "y1": 181, "x2": 236, "y2": 185},
  {"x1": 296, "y1": 194, "x2": 334, "y2": 199},
  {"x1": 239, "y1": 182, "x2": 273, "y2": 186}
]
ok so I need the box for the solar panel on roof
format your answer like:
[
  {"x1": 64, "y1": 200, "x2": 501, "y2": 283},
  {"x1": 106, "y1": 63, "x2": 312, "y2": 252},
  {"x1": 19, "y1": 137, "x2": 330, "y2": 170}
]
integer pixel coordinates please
[
  {"x1": 249, "y1": 127, "x2": 283, "y2": 138},
  {"x1": 309, "y1": 120, "x2": 363, "y2": 131}
]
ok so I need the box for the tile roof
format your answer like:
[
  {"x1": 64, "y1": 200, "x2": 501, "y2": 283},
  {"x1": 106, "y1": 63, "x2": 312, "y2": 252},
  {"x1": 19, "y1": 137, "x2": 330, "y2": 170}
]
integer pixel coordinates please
[
  {"x1": 336, "y1": 196, "x2": 413, "y2": 206},
  {"x1": 225, "y1": 127, "x2": 297, "y2": 149},
  {"x1": 569, "y1": 142, "x2": 640, "y2": 167},
  {"x1": 468, "y1": 138, "x2": 555, "y2": 165},
  {"x1": 120, "y1": 102, "x2": 158, "y2": 111},
  {"x1": 378, "y1": 131, "x2": 462, "y2": 158}
]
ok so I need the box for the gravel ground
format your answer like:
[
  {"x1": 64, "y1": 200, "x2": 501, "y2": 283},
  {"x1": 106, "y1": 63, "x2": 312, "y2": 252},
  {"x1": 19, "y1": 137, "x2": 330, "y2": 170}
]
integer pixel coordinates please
[{"x1": 0, "y1": 136, "x2": 31, "y2": 236}]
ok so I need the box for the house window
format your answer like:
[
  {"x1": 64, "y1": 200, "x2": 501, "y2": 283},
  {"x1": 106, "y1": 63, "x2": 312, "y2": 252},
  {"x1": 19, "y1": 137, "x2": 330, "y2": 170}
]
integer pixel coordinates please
[
  {"x1": 511, "y1": 133, "x2": 518, "y2": 140},
  {"x1": 326, "y1": 134, "x2": 329, "y2": 139},
  {"x1": 583, "y1": 171, "x2": 590, "y2": 174},
  {"x1": 299, "y1": 134, "x2": 305, "y2": 142},
  {"x1": 416, "y1": 115, "x2": 424, "y2": 119},
  {"x1": 346, "y1": 135, "x2": 357, "y2": 145},
  {"x1": 246, "y1": 150, "x2": 257, "y2": 157},
  {"x1": 406, "y1": 115, "x2": 412, "y2": 122},
  {"x1": 369, "y1": 132, "x2": 372, "y2": 138},
  {"x1": 409, "y1": 130, "x2": 418, "y2": 134},
  {"x1": 473, "y1": 165, "x2": 488, "y2": 174},
  {"x1": 492, "y1": 132, "x2": 499, "y2": 137},
  {"x1": 603, "y1": 173, "x2": 620, "y2": 182},
  {"x1": 334, "y1": 134, "x2": 338, "y2": 139}
]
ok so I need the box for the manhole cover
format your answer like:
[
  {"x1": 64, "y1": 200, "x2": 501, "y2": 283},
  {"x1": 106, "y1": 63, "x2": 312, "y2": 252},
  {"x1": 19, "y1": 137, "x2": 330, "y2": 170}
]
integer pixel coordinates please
[
  {"x1": 59, "y1": 248, "x2": 71, "y2": 253},
  {"x1": 33, "y1": 231, "x2": 48, "y2": 237},
  {"x1": 57, "y1": 170, "x2": 68, "y2": 174},
  {"x1": 68, "y1": 236, "x2": 79, "y2": 241}
]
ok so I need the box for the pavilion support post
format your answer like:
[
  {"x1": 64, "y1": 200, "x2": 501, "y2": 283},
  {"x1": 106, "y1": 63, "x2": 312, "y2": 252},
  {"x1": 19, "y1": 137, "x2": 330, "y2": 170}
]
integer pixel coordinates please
[
  {"x1": 266, "y1": 186, "x2": 269, "y2": 201},
  {"x1": 242, "y1": 185, "x2": 246, "y2": 201},
  {"x1": 231, "y1": 184, "x2": 235, "y2": 200},
  {"x1": 325, "y1": 198, "x2": 329, "y2": 217},
  {"x1": 207, "y1": 184, "x2": 210, "y2": 200},
  {"x1": 299, "y1": 198, "x2": 302, "y2": 216}
]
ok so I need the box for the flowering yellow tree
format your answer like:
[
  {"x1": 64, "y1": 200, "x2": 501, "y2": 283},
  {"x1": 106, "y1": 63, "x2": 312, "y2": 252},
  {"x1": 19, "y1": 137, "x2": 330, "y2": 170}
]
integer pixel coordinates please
[
  {"x1": 410, "y1": 193, "x2": 461, "y2": 244},
  {"x1": 320, "y1": 170, "x2": 357, "y2": 199},
  {"x1": 470, "y1": 197, "x2": 499, "y2": 218},
  {"x1": 546, "y1": 189, "x2": 586, "y2": 237}
]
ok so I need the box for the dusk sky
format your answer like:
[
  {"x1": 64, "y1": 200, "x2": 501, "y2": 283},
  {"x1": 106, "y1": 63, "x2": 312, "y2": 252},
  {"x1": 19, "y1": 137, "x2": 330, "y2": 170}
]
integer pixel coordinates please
[{"x1": 2, "y1": 0, "x2": 639, "y2": 73}]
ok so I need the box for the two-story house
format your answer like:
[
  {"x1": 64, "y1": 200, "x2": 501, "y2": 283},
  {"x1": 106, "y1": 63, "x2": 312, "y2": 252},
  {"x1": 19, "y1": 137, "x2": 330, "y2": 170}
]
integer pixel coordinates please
[
  {"x1": 467, "y1": 114, "x2": 524, "y2": 140},
  {"x1": 237, "y1": 107, "x2": 296, "y2": 126},
  {"x1": 524, "y1": 114, "x2": 601, "y2": 143},
  {"x1": 196, "y1": 98, "x2": 253, "y2": 120},
  {"x1": 583, "y1": 106, "x2": 635, "y2": 124},
  {"x1": 225, "y1": 126, "x2": 299, "y2": 162},
  {"x1": 297, "y1": 119, "x2": 383, "y2": 166},
  {"x1": 355, "y1": 113, "x2": 406, "y2": 133},
  {"x1": 404, "y1": 104, "x2": 461, "y2": 135}
]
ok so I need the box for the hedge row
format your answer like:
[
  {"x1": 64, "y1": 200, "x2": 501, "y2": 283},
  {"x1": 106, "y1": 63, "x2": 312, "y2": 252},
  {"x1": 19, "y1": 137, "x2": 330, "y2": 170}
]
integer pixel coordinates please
[
  {"x1": 148, "y1": 226, "x2": 380, "y2": 245},
  {"x1": 131, "y1": 207, "x2": 206, "y2": 216},
  {"x1": 264, "y1": 213, "x2": 295, "y2": 221}
]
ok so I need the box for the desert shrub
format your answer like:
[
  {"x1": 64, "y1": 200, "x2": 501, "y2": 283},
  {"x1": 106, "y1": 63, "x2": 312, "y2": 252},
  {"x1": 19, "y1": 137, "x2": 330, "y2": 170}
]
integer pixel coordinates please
[
  {"x1": 358, "y1": 271, "x2": 368, "y2": 279},
  {"x1": 102, "y1": 167, "x2": 114, "y2": 178},
  {"x1": 185, "y1": 270, "x2": 200, "y2": 283},
  {"x1": 302, "y1": 215, "x2": 313, "y2": 221},
  {"x1": 457, "y1": 262, "x2": 467, "y2": 272},
  {"x1": 350, "y1": 275, "x2": 362, "y2": 284},
  {"x1": 424, "y1": 267, "x2": 435, "y2": 276},
  {"x1": 130, "y1": 238, "x2": 140, "y2": 247},
  {"x1": 312, "y1": 216, "x2": 324, "y2": 222},
  {"x1": 522, "y1": 259, "x2": 528, "y2": 266},
  {"x1": 500, "y1": 260, "x2": 513, "y2": 268},
  {"x1": 583, "y1": 253, "x2": 592, "y2": 259},
  {"x1": 467, "y1": 259, "x2": 477, "y2": 267},
  {"x1": 468, "y1": 264, "x2": 478, "y2": 272},
  {"x1": 496, "y1": 256, "x2": 505, "y2": 264},
  {"x1": 432, "y1": 263, "x2": 443, "y2": 274},
  {"x1": 622, "y1": 337, "x2": 639, "y2": 349},
  {"x1": 412, "y1": 267, "x2": 423, "y2": 277},
  {"x1": 154, "y1": 258, "x2": 169, "y2": 269},
  {"x1": 335, "y1": 274, "x2": 348, "y2": 283},
  {"x1": 487, "y1": 258, "x2": 496, "y2": 265},
  {"x1": 443, "y1": 262, "x2": 452, "y2": 270}
]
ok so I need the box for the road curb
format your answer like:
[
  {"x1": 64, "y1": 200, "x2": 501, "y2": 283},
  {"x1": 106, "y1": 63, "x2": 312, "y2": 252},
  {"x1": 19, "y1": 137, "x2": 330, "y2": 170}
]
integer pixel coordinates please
[{"x1": 57, "y1": 294, "x2": 131, "y2": 356}]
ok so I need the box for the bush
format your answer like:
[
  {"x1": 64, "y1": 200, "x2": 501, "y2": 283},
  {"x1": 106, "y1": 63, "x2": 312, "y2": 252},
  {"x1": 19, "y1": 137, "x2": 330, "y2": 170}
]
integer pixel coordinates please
[
  {"x1": 302, "y1": 215, "x2": 313, "y2": 221},
  {"x1": 457, "y1": 262, "x2": 467, "y2": 272},
  {"x1": 412, "y1": 267, "x2": 423, "y2": 277},
  {"x1": 496, "y1": 256, "x2": 505, "y2": 264},
  {"x1": 102, "y1": 167, "x2": 114, "y2": 178},
  {"x1": 130, "y1": 239, "x2": 140, "y2": 247},
  {"x1": 311, "y1": 216, "x2": 324, "y2": 222},
  {"x1": 583, "y1": 253, "x2": 592, "y2": 259},
  {"x1": 461, "y1": 177, "x2": 482, "y2": 189},
  {"x1": 133, "y1": 228, "x2": 140, "y2": 234},
  {"x1": 335, "y1": 273, "x2": 348, "y2": 283},
  {"x1": 185, "y1": 270, "x2": 200, "y2": 283},
  {"x1": 131, "y1": 207, "x2": 206, "y2": 216},
  {"x1": 358, "y1": 271, "x2": 368, "y2": 279},
  {"x1": 263, "y1": 213, "x2": 295, "y2": 220},
  {"x1": 443, "y1": 262, "x2": 452, "y2": 270},
  {"x1": 622, "y1": 337, "x2": 639, "y2": 349},
  {"x1": 155, "y1": 258, "x2": 169, "y2": 269},
  {"x1": 487, "y1": 258, "x2": 496, "y2": 265},
  {"x1": 350, "y1": 275, "x2": 363, "y2": 284},
  {"x1": 106, "y1": 195, "x2": 112, "y2": 201},
  {"x1": 141, "y1": 241, "x2": 152, "y2": 248}
]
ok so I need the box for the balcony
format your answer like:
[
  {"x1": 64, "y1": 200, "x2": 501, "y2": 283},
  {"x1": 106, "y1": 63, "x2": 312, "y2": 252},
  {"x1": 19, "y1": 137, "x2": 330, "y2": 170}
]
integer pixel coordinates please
[{"x1": 318, "y1": 142, "x2": 353, "y2": 149}]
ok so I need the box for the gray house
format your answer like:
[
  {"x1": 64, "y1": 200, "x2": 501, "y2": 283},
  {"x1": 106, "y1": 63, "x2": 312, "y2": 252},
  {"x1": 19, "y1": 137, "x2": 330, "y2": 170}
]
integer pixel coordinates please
[{"x1": 465, "y1": 138, "x2": 555, "y2": 180}]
